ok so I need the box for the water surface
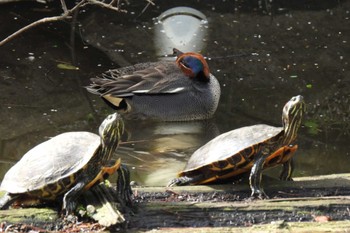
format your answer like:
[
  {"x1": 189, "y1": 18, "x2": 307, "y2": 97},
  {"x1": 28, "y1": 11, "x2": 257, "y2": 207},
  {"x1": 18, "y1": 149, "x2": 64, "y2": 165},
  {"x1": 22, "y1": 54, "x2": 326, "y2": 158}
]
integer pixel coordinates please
[{"x1": 0, "y1": 0, "x2": 349, "y2": 186}]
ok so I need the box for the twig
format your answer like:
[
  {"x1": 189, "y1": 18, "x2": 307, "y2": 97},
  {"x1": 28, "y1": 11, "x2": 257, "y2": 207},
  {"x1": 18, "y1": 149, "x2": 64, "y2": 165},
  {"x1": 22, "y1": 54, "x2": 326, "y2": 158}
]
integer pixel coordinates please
[
  {"x1": 137, "y1": 0, "x2": 155, "y2": 17},
  {"x1": 69, "y1": 8, "x2": 79, "y2": 64},
  {"x1": 0, "y1": 0, "x2": 128, "y2": 47},
  {"x1": 109, "y1": 0, "x2": 120, "y2": 7},
  {"x1": 60, "y1": 0, "x2": 68, "y2": 13},
  {"x1": 145, "y1": 0, "x2": 155, "y2": 6},
  {"x1": 0, "y1": 15, "x2": 65, "y2": 46},
  {"x1": 0, "y1": 0, "x2": 86, "y2": 46},
  {"x1": 87, "y1": 0, "x2": 127, "y2": 13}
]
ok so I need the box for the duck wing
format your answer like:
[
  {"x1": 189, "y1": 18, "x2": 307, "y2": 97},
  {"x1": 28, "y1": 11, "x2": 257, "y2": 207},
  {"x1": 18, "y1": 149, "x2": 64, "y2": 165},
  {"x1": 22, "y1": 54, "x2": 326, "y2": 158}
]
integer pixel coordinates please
[{"x1": 87, "y1": 61, "x2": 190, "y2": 97}]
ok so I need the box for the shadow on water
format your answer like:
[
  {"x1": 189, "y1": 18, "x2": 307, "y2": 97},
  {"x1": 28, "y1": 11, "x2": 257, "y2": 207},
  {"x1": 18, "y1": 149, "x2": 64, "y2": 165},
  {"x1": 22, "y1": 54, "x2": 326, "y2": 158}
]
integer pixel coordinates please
[{"x1": 0, "y1": 0, "x2": 349, "y2": 186}]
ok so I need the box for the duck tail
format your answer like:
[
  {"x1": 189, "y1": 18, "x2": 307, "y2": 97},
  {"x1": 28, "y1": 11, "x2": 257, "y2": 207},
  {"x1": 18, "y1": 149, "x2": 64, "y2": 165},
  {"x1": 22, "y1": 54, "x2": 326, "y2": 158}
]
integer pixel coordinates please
[{"x1": 85, "y1": 84, "x2": 101, "y2": 95}]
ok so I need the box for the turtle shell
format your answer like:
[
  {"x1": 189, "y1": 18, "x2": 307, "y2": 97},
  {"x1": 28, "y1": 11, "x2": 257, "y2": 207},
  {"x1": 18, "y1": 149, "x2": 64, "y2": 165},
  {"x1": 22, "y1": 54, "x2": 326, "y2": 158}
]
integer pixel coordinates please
[
  {"x1": 181, "y1": 124, "x2": 283, "y2": 174},
  {"x1": 1, "y1": 132, "x2": 100, "y2": 195}
]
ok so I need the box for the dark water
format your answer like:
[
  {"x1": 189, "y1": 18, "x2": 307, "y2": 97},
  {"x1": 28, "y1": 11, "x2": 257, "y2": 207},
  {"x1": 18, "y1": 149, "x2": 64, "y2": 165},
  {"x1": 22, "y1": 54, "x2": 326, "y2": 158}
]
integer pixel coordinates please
[{"x1": 0, "y1": 1, "x2": 349, "y2": 186}]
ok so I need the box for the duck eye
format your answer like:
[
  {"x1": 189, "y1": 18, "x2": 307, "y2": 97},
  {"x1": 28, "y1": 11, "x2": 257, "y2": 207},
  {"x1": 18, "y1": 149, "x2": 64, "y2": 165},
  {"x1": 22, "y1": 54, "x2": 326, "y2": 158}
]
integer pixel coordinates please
[{"x1": 180, "y1": 60, "x2": 190, "y2": 69}]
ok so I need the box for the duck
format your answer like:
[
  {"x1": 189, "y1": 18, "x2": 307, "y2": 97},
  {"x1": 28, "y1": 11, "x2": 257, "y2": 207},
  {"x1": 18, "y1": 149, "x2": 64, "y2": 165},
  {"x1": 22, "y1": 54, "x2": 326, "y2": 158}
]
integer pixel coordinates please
[{"x1": 86, "y1": 48, "x2": 221, "y2": 121}]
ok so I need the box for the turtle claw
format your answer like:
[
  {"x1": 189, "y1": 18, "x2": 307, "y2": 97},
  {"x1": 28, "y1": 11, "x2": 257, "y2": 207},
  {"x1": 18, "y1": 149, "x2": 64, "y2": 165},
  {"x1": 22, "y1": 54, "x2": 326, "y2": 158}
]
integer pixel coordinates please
[
  {"x1": 167, "y1": 178, "x2": 180, "y2": 187},
  {"x1": 62, "y1": 200, "x2": 77, "y2": 217},
  {"x1": 167, "y1": 175, "x2": 205, "y2": 187},
  {"x1": 167, "y1": 177, "x2": 191, "y2": 187},
  {"x1": 250, "y1": 189, "x2": 269, "y2": 199}
]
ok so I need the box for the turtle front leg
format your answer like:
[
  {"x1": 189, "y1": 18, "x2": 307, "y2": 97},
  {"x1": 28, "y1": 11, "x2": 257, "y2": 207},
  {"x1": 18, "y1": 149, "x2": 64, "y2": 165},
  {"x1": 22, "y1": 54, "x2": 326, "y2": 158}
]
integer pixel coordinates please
[
  {"x1": 249, "y1": 153, "x2": 269, "y2": 199},
  {"x1": 280, "y1": 158, "x2": 294, "y2": 181},
  {"x1": 62, "y1": 181, "x2": 86, "y2": 215},
  {"x1": 116, "y1": 164, "x2": 133, "y2": 206},
  {"x1": 167, "y1": 173, "x2": 206, "y2": 187},
  {"x1": 168, "y1": 176, "x2": 191, "y2": 186}
]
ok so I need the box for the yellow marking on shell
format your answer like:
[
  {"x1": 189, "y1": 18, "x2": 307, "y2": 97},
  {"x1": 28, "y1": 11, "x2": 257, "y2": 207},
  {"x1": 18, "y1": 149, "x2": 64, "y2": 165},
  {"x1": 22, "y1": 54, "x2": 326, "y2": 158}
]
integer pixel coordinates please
[
  {"x1": 210, "y1": 157, "x2": 239, "y2": 171},
  {"x1": 69, "y1": 173, "x2": 76, "y2": 185},
  {"x1": 50, "y1": 183, "x2": 63, "y2": 195},
  {"x1": 197, "y1": 144, "x2": 298, "y2": 184},
  {"x1": 39, "y1": 187, "x2": 51, "y2": 198},
  {"x1": 220, "y1": 162, "x2": 255, "y2": 181},
  {"x1": 209, "y1": 145, "x2": 257, "y2": 172},
  {"x1": 198, "y1": 161, "x2": 254, "y2": 184},
  {"x1": 84, "y1": 158, "x2": 121, "y2": 191},
  {"x1": 212, "y1": 145, "x2": 298, "y2": 182},
  {"x1": 197, "y1": 176, "x2": 218, "y2": 185},
  {"x1": 36, "y1": 174, "x2": 77, "y2": 199}
]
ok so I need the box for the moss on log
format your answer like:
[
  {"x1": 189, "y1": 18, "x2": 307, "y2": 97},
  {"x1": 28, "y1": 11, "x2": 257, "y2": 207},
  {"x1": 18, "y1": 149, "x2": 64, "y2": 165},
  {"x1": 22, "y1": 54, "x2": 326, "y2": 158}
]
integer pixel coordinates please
[{"x1": 0, "y1": 207, "x2": 58, "y2": 224}]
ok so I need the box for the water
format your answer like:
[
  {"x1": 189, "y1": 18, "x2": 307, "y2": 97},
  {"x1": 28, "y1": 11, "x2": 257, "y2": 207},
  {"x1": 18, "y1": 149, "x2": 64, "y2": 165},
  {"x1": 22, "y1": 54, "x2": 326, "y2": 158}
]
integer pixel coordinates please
[{"x1": 0, "y1": 1, "x2": 349, "y2": 187}]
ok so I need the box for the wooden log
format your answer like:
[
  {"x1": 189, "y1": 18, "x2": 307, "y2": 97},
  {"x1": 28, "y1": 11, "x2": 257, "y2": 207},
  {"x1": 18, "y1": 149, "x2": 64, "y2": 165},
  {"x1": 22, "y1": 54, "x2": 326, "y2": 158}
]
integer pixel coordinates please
[
  {"x1": 127, "y1": 221, "x2": 350, "y2": 233},
  {"x1": 128, "y1": 173, "x2": 350, "y2": 231},
  {"x1": 133, "y1": 173, "x2": 350, "y2": 193},
  {"x1": 1, "y1": 173, "x2": 350, "y2": 232}
]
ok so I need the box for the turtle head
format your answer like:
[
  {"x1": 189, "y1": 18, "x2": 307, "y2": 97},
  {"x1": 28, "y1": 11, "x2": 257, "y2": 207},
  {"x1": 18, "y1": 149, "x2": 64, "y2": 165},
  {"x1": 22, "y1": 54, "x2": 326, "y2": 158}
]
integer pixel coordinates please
[
  {"x1": 99, "y1": 113, "x2": 124, "y2": 156},
  {"x1": 282, "y1": 95, "x2": 305, "y2": 145},
  {"x1": 175, "y1": 49, "x2": 210, "y2": 82}
]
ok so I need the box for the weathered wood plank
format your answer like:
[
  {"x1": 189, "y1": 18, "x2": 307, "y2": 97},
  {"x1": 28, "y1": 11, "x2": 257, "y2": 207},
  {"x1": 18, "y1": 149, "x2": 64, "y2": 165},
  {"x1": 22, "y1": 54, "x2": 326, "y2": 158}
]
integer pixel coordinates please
[
  {"x1": 1, "y1": 173, "x2": 350, "y2": 232},
  {"x1": 127, "y1": 221, "x2": 350, "y2": 233},
  {"x1": 133, "y1": 173, "x2": 350, "y2": 193},
  {"x1": 127, "y1": 173, "x2": 350, "y2": 230},
  {"x1": 128, "y1": 196, "x2": 350, "y2": 229}
]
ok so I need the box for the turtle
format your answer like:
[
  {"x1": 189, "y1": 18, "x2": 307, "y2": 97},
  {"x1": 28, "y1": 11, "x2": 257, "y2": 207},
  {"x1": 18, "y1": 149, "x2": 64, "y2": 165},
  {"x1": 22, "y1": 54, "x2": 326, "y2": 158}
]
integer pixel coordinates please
[
  {"x1": 0, "y1": 113, "x2": 131, "y2": 214},
  {"x1": 168, "y1": 95, "x2": 305, "y2": 197}
]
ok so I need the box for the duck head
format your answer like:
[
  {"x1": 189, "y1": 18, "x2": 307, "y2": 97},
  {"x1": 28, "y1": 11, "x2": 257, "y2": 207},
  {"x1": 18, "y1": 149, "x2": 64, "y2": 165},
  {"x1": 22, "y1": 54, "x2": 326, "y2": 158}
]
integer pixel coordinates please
[{"x1": 174, "y1": 48, "x2": 210, "y2": 82}]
